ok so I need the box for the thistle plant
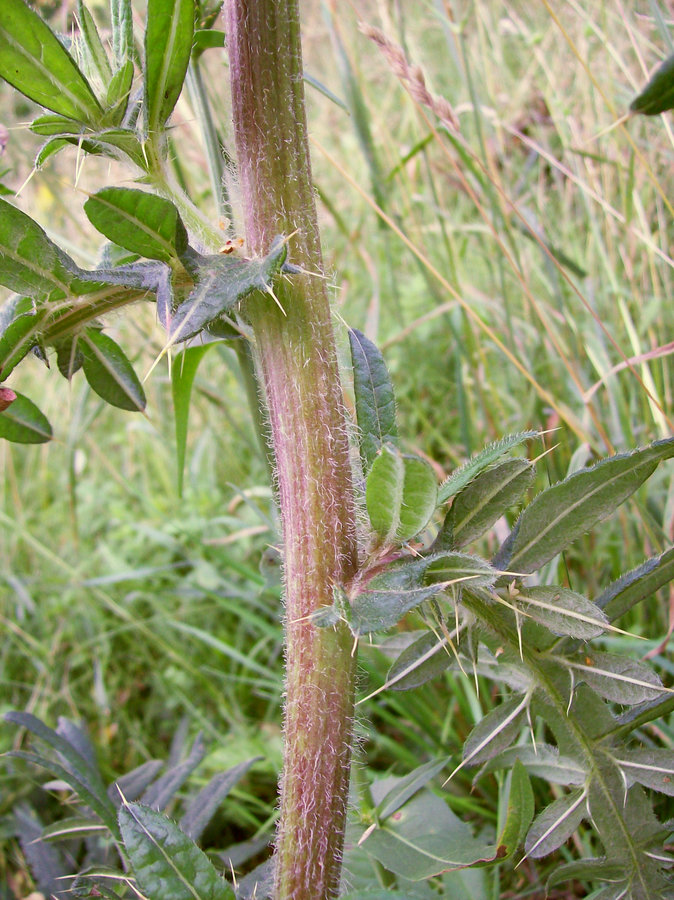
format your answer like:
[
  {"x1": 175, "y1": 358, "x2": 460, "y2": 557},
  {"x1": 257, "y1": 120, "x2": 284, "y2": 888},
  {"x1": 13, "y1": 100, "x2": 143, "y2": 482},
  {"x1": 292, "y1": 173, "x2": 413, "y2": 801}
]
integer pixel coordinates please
[{"x1": 1, "y1": 2, "x2": 674, "y2": 900}]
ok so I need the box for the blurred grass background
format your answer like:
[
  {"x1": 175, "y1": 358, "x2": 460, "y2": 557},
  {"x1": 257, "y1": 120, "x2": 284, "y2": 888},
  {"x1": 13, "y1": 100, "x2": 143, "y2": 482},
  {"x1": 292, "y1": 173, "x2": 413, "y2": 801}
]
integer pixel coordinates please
[{"x1": 1, "y1": 1, "x2": 673, "y2": 896}]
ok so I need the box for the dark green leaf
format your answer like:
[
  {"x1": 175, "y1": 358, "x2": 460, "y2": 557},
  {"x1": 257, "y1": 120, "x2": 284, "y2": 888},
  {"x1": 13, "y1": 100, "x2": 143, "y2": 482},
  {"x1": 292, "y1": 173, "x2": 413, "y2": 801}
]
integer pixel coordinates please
[
  {"x1": 596, "y1": 547, "x2": 674, "y2": 621},
  {"x1": 444, "y1": 458, "x2": 534, "y2": 549},
  {"x1": 85, "y1": 187, "x2": 188, "y2": 263},
  {"x1": 461, "y1": 697, "x2": 527, "y2": 768},
  {"x1": 0, "y1": 0, "x2": 102, "y2": 125},
  {"x1": 119, "y1": 801, "x2": 235, "y2": 900},
  {"x1": 504, "y1": 439, "x2": 674, "y2": 574},
  {"x1": 192, "y1": 29, "x2": 226, "y2": 58},
  {"x1": 438, "y1": 432, "x2": 537, "y2": 504},
  {"x1": 349, "y1": 328, "x2": 398, "y2": 472},
  {"x1": 109, "y1": 760, "x2": 164, "y2": 806},
  {"x1": 144, "y1": 0, "x2": 195, "y2": 134},
  {"x1": 167, "y1": 236, "x2": 288, "y2": 342},
  {"x1": 141, "y1": 734, "x2": 205, "y2": 810},
  {"x1": 54, "y1": 336, "x2": 84, "y2": 379},
  {"x1": 0, "y1": 391, "x2": 52, "y2": 442},
  {"x1": 424, "y1": 552, "x2": 498, "y2": 590},
  {"x1": 172, "y1": 344, "x2": 213, "y2": 496},
  {"x1": 366, "y1": 443, "x2": 437, "y2": 544},
  {"x1": 524, "y1": 789, "x2": 587, "y2": 858},
  {"x1": 546, "y1": 858, "x2": 627, "y2": 890},
  {"x1": 479, "y1": 745, "x2": 586, "y2": 786},
  {"x1": 80, "y1": 327, "x2": 146, "y2": 411},
  {"x1": 0, "y1": 309, "x2": 45, "y2": 379},
  {"x1": 630, "y1": 51, "x2": 674, "y2": 116}
]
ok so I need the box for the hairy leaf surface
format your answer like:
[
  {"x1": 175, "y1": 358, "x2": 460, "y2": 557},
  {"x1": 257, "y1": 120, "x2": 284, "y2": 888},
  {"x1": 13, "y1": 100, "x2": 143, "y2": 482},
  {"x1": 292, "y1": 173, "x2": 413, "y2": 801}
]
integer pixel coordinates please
[{"x1": 349, "y1": 328, "x2": 398, "y2": 472}]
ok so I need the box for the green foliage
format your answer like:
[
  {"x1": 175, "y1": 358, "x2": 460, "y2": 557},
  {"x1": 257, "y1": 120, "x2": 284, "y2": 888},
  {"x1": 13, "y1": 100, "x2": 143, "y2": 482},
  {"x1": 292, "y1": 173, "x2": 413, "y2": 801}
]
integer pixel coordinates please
[
  {"x1": 630, "y1": 50, "x2": 674, "y2": 115},
  {"x1": 349, "y1": 328, "x2": 398, "y2": 472}
]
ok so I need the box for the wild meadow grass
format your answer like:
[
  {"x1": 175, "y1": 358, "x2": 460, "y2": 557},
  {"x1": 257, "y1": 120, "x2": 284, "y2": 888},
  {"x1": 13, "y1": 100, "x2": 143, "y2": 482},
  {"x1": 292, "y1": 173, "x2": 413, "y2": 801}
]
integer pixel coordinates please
[{"x1": 1, "y1": 1, "x2": 673, "y2": 895}]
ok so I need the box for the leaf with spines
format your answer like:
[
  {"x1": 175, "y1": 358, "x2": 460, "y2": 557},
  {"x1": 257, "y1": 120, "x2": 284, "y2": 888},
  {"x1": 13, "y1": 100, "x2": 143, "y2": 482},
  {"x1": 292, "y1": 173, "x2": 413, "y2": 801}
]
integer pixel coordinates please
[
  {"x1": 479, "y1": 745, "x2": 586, "y2": 787},
  {"x1": 76, "y1": 1, "x2": 113, "y2": 89},
  {"x1": 458, "y1": 696, "x2": 528, "y2": 771},
  {"x1": 349, "y1": 328, "x2": 398, "y2": 472},
  {"x1": 437, "y1": 431, "x2": 537, "y2": 504},
  {"x1": 0, "y1": 391, "x2": 52, "y2": 443},
  {"x1": 105, "y1": 59, "x2": 134, "y2": 123},
  {"x1": 119, "y1": 801, "x2": 235, "y2": 900},
  {"x1": 167, "y1": 237, "x2": 288, "y2": 343},
  {"x1": 374, "y1": 757, "x2": 450, "y2": 820},
  {"x1": 524, "y1": 789, "x2": 587, "y2": 859},
  {"x1": 516, "y1": 586, "x2": 611, "y2": 640},
  {"x1": 0, "y1": 0, "x2": 103, "y2": 125},
  {"x1": 387, "y1": 630, "x2": 453, "y2": 691},
  {"x1": 437, "y1": 458, "x2": 534, "y2": 550},
  {"x1": 84, "y1": 188, "x2": 188, "y2": 264},
  {"x1": 144, "y1": 0, "x2": 195, "y2": 135},
  {"x1": 111, "y1": 0, "x2": 135, "y2": 69},
  {"x1": 501, "y1": 439, "x2": 674, "y2": 574},
  {"x1": 366, "y1": 443, "x2": 437, "y2": 544},
  {"x1": 79, "y1": 327, "x2": 146, "y2": 411},
  {"x1": 630, "y1": 51, "x2": 674, "y2": 116},
  {"x1": 617, "y1": 748, "x2": 674, "y2": 797},
  {"x1": 567, "y1": 651, "x2": 667, "y2": 705}
]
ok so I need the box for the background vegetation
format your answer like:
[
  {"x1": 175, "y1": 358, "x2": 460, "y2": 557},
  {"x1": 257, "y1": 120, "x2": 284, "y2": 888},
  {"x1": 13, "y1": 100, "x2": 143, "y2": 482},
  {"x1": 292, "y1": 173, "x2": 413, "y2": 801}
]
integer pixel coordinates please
[{"x1": 1, "y1": 1, "x2": 673, "y2": 896}]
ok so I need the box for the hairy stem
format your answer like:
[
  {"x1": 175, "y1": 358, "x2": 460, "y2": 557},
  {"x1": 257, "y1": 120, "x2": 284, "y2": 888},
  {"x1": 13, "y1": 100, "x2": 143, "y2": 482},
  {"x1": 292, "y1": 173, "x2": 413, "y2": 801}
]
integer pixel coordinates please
[{"x1": 224, "y1": 2, "x2": 359, "y2": 898}]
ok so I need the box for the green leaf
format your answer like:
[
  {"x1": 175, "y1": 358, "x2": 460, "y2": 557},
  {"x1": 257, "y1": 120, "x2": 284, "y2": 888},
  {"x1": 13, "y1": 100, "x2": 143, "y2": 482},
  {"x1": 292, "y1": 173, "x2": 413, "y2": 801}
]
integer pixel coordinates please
[
  {"x1": 144, "y1": 0, "x2": 195, "y2": 134},
  {"x1": 85, "y1": 187, "x2": 188, "y2": 263},
  {"x1": 516, "y1": 586, "x2": 610, "y2": 640},
  {"x1": 54, "y1": 336, "x2": 84, "y2": 379},
  {"x1": 349, "y1": 328, "x2": 398, "y2": 472},
  {"x1": 618, "y1": 748, "x2": 674, "y2": 797},
  {"x1": 441, "y1": 458, "x2": 534, "y2": 550},
  {"x1": 111, "y1": 0, "x2": 135, "y2": 69},
  {"x1": 480, "y1": 745, "x2": 586, "y2": 787},
  {"x1": 80, "y1": 327, "x2": 146, "y2": 411},
  {"x1": 192, "y1": 29, "x2": 226, "y2": 59},
  {"x1": 0, "y1": 391, "x2": 52, "y2": 443},
  {"x1": 0, "y1": 197, "x2": 80, "y2": 300},
  {"x1": 105, "y1": 59, "x2": 135, "y2": 123},
  {"x1": 0, "y1": 0, "x2": 102, "y2": 125},
  {"x1": 172, "y1": 344, "x2": 213, "y2": 496},
  {"x1": 424, "y1": 552, "x2": 498, "y2": 590},
  {"x1": 167, "y1": 236, "x2": 288, "y2": 342},
  {"x1": 366, "y1": 443, "x2": 437, "y2": 544},
  {"x1": 630, "y1": 51, "x2": 674, "y2": 116},
  {"x1": 119, "y1": 801, "x2": 235, "y2": 900},
  {"x1": 460, "y1": 697, "x2": 528, "y2": 769},
  {"x1": 0, "y1": 309, "x2": 46, "y2": 379},
  {"x1": 437, "y1": 432, "x2": 537, "y2": 504},
  {"x1": 77, "y1": 1, "x2": 113, "y2": 87},
  {"x1": 524, "y1": 789, "x2": 587, "y2": 859},
  {"x1": 41, "y1": 817, "x2": 110, "y2": 842},
  {"x1": 503, "y1": 439, "x2": 674, "y2": 574},
  {"x1": 568, "y1": 651, "x2": 667, "y2": 705},
  {"x1": 361, "y1": 783, "x2": 500, "y2": 879},
  {"x1": 141, "y1": 734, "x2": 205, "y2": 811},
  {"x1": 31, "y1": 114, "x2": 86, "y2": 136},
  {"x1": 496, "y1": 761, "x2": 535, "y2": 859},
  {"x1": 387, "y1": 630, "x2": 453, "y2": 691},
  {"x1": 596, "y1": 547, "x2": 674, "y2": 622},
  {"x1": 374, "y1": 757, "x2": 450, "y2": 820}
]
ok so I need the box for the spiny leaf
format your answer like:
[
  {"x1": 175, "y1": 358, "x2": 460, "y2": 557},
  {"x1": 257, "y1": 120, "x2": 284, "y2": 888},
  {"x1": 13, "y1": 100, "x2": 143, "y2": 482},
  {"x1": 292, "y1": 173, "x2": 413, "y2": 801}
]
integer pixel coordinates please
[
  {"x1": 77, "y1": 0, "x2": 113, "y2": 88},
  {"x1": 84, "y1": 187, "x2": 188, "y2": 264},
  {"x1": 630, "y1": 51, "x2": 674, "y2": 116},
  {"x1": 0, "y1": 0, "x2": 103, "y2": 125},
  {"x1": 617, "y1": 748, "x2": 674, "y2": 797},
  {"x1": 79, "y1": 327, "x2": 146, "y2": 411},
  {"x1": 119, "y1": 801, "x2": 235, "y2": 900},
  {"x1": 479, "y1": 745, "x2": 586, "y2": 787},
  {"x1": 167, "y1": 236, "x2": 288, "y2": 342},
  {"x1": 172, "y1": 344, "x2": 214, "y2": 496},
  {"x1": 144, "y1": 0, "x2": 195, "y2": 135},
  {"x1": 503, "y1": 439, "x2": 674, "y2": 574},
  {"x1": 437, "y1": 431, "x2": 537, "y2": 504},
  {"x1": 366, "y1": 443, "x2": 437, "y2": 544},
  {"x1": 567, "y1": 651, "x2": 667, "y2": 705},
  {"x1": 516, "y1": 586, "x2": 610, "y2": 640},
  {"x1": 0, "y1": 392, "x2": 52, "y2": 443},
  {"x1": 459, "y1": 696, "x2": 528, "y2": 770},
  {"x1": 111, "y1": 0, "x2": 134, "y2": 69},
  {"x1": 496, "y1": 760, "x2": 535, "y2": 860},
  {"x1": 387, "y1": 630, "x2": 453, "y2": 692},
  {"x1": 349, "y1": 328, "x2": 398, "y2": 472},
  {"x1": 374, "y1": 758, "x2": 450, "y2": 821},
  {"x1": 105, "y1": 59, "x2": 134, "y2": 123},
  {"x1": 524, "y1": 789, "x2": 587, "y2": 859}
]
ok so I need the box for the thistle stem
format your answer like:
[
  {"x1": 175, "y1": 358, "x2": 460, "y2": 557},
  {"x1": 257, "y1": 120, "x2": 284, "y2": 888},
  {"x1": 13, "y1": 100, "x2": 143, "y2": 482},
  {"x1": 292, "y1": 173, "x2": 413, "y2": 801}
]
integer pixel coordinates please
[{"x1": 224, "y1": 2, "x2": 359, "y2": 897}]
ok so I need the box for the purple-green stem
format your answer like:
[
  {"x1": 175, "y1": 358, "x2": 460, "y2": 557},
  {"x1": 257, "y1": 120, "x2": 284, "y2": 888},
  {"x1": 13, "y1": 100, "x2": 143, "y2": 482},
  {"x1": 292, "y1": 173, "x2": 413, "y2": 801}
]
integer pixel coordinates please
[{"x1": 224, "y1": 1, "x2": 360, "y2": 897}]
